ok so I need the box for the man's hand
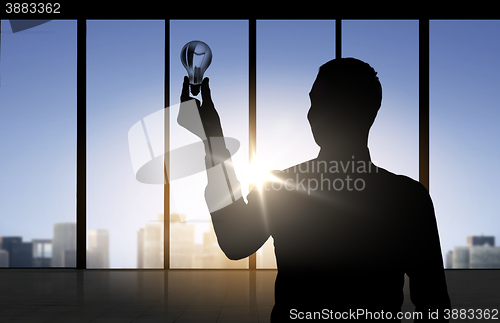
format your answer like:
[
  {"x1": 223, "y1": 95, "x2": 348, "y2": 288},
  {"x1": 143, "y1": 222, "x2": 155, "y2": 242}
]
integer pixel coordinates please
[{"x1": 178, "y1": 76, "x2": 224, "y2": 139}]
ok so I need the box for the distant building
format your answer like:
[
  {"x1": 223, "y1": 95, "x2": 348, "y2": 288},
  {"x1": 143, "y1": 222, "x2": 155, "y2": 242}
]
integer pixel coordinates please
[
  {"x1": 32, "y1": 239, "x2": 52, "y2": 267},
  {"x1": 64, "y1": 250, "x2": 76, "y2": 267},
  {"x1": 0, "y1": 236, "x2": 32, "y2": 267},
  {"x1": 445, "y1": 250, "x2": 453, "y2": 269},
  {"x1": 449, "y1": 235, "x2": 500, "y2": 268},
  {"x1": 470, "y1": 245, "x2": 500, "y2": 268},
  {"x1": 0, "y1": 236, "x2": 22, "y2": 266},
  {"x1": 467, "y1": 235, "x2": 495, "y2": 247},
  {"x1": 138, "y1": 213, "x2": 258, "y2": 269},
  {"x1": 170, "y1": 214, "x2": 196, "y2": 268},
  {"x1": 87, "y1": 230, "x2": 109, "y2": 268},
  {"x1": 0, "y1": 249, "x2": 8, "y2": 267},
  {"x1": 11, "y1": 242, "x2": 33, "y2": 267},
  {"x1": 137, "y1": 228, "x2": 144, "y2": 268},
  {"x1": 138, "y1": 214, "x2": 164, "y2": 268},
  {"x1": 52, "y1": 223, "x2": 76, "y2": 267},
  {"x1": 138, "y1": 213, "x2": 204, "y2": 268},
  {"x1": 452, "y1": 246, "x2": 470, "y2": 268}
]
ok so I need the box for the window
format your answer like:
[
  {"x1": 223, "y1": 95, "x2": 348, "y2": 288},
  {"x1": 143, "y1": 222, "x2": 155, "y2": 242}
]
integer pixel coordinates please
[
  {"x1": 255, "y1": 20, "x2": 335, "y2": 268},
  {"x1": 0, "y1": 20, "x2": 77, "y2": 267},
  {"x1": 343, "y1": 20, "x2": 419, "y2": 181},
  {"x1": 169, "y1": 20, "x2": 249, "y2": 268},
  {"x1": 430, "y1": 20, "x2": 500, "y2": 268},
  {"x1": 87, "y1": 20, "x2": 165, "y2": 268}
]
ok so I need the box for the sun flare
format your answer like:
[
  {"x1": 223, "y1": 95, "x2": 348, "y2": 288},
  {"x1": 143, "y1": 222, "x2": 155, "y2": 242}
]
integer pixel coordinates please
[{"x1": 247, "y1": 158, "x2": 282, "y2": 191}]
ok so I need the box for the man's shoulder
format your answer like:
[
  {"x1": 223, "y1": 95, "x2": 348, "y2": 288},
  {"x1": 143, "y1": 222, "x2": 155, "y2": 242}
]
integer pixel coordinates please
[
  {"x1": 273, "y1": 160, "x2": 420, "y2": 183},
  {"x1": 264, "y1": 160, "x2": 430, "y2": 201},
  {"x1": 374, "y1": 167, "x2": 432, "y2": 203},
  {"x1": 376, "y1": 166, "x2": 419, "y2": 184}
]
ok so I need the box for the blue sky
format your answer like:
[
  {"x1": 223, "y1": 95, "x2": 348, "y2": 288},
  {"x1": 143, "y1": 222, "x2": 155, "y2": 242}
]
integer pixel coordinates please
[
  {"x1": 430, "y1": 20, "x2": 500, "y2": 258},
  {"x1": 1, "y1": 19, "x2": 499, "y2": 268},
  {"x1": 0, "y1": 20, "x2": 77, "y2": 248},
  {"x1": 86, "y1": 20, "x2": 165, "y2": 268}
]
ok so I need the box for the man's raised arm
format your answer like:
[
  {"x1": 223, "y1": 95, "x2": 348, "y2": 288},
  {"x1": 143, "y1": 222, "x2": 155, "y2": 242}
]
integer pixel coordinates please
[{"x1": 177, "y1": 77, "x2": 270, "y2": 260}]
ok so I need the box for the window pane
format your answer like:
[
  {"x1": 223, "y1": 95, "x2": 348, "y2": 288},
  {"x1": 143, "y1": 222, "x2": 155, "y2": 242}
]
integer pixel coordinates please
[
  {"x1": 169, "y1": 20, "x2": 249, "y2": 268},
  {"x1": 256, "y1": 20, "x2": 335, "y2": 268},
  {"x1": 0, "y1": 20, "x2": 77, "y2": 267},
  {"x1": 431, "y1": 20, "x2": 500, "y2": 268},
  {"x1": 87, "y1": 20, "x2": 165, "y2": 268},
  {"x1": 343, "y1": 20, "x2": 419, "y2": 181}
]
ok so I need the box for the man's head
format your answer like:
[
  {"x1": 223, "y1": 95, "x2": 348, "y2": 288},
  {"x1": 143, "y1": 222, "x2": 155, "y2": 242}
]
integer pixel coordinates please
[{"x1": 307, "y1": 58, "x2": 382, "y2": 149}]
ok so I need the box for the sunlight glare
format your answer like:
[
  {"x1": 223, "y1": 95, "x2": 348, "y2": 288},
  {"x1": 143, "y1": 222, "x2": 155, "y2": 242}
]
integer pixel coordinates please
[{"x1": 247, "y1": 157, "x2": 282, "y2": 192}]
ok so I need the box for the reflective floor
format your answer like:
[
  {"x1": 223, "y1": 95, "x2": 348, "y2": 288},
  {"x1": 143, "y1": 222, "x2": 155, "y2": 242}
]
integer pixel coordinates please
[{"x1": 0, "y1": 269, "x2": 498, "y2": 322}]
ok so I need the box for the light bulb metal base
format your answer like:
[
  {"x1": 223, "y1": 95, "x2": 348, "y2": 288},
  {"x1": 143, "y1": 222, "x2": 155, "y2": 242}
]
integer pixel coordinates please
[{"x1": 190, "y1": 83, "x2": 201, "y2": 96}]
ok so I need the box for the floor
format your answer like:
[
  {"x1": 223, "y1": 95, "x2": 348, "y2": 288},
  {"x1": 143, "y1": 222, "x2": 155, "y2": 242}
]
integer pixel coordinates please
[{"x1": 0, "y1": 269, "x2": 498, "y2": 322}]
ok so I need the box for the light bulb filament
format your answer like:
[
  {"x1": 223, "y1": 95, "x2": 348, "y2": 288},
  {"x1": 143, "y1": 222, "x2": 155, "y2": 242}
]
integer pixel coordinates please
[{"x1": 192, "y1": 53, "x2": 205, "y2": 85}]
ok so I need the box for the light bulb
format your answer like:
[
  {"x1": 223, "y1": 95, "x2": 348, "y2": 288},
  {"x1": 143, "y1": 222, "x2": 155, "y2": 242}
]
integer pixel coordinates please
[{"x1": 180, "y1": 40, "x2": 212, "y2": 96}]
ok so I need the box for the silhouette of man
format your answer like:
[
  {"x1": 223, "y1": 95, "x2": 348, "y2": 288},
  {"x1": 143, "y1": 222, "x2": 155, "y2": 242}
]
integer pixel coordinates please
[{"x1": 179, "y1": 57, "x2": 451, "y2": 322}]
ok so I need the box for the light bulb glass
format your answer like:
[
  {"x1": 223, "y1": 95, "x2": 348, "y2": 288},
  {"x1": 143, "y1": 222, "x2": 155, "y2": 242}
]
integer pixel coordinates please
[{"x1": 180, "y1": 40, "x2": 212, "y2": 96}]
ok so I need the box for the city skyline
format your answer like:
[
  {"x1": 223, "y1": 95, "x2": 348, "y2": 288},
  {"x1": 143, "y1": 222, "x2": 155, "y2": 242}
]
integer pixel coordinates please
[
  {"x1": 446, "y1": 234, "x2": 500, "y2": 269},
  {"x1": 3, "y1": 218, "x2": 498, "y2": 270},
  {"x1": 138, "y1": 213, "x2": 250, "y2": 269},
  {"x1": 0, "y1": 224, "x2": 109, "y2": 268}
]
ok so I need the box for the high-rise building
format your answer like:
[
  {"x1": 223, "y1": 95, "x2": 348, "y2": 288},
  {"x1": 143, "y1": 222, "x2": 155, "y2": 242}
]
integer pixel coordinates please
[
  {"x1": 32, "y1": 239, "x2": 52, "y2": 267},
  {"x1": 0, "y1": 236, "x2": 33, "y2": 267},
  {"x1": 139, "y1": 214, "x2": 164, "y2": 268},
  {"x1": 467, "y1": 235, "x2": 495, "y2": 247},
  {"x1": 11, "y1": 242, "x2": 33, "y2": 267},
  {"x1": 137, "y1": 228, "x2": 144, "y2": 268},
  {"x1": 0, "y1": 236, "x2": 22, "y2": 266},
  {"x1": 0, "y1": 237, "x2": 23, "y2": 266},
  {"x1": 449, "y1": 235, "x2": 500, "y2": 268},
  {"x1": 52, "y1": 223, "x2": 76, "y2": 267},
  {"x1": 0, "y1": 249, "x2": 8, "y2": 267},
  {"x1": 445, "y1": 250, "x2": 453, "y2": 269},
  {"x1": 64, "y1": 250, "x2": 76, "y2": 267},
  {"x1": 170, "y1": 214, "x2": 196, "y2": 268},
  {"x1": 138, "y1": 213, "x2": 250, "y2": 269},
  {"x1": 452, "y1": 246, "x2": 470, "y2": 268},
  {"x1": 138, "y1": 213, "x2": 201, "y2": 268},
  {"x1": 87, "y1": 230, "x2": 109, "y2": 268},
  {"x1": 470, "y1": 245, "x2": 500, "y2": 268}
]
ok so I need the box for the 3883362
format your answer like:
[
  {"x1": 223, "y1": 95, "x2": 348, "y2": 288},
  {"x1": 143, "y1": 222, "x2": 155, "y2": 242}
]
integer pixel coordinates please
[{"x1": 6, "y1": 3, "x2": 60, "y2": 14}]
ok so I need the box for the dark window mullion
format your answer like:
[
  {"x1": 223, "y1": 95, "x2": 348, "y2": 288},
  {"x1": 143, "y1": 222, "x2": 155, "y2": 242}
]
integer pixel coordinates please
[
  {"x1": 249, "y1": 18, "x2": 257, "y2": 270},
  {"x1": 336, "y1": 19, "x2": 342, "y2": 59},
  {"x1": 76, "y1": 19, "x2": 87, "y2": 269},
  {"x1": 164, "y1": 19, "x2": 170, "y2": 270},
  {"x1": 419, "y1": 19, "x2": 430, "y2": 191}
]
